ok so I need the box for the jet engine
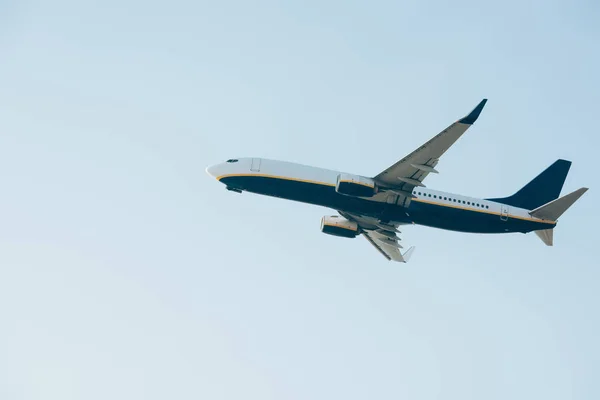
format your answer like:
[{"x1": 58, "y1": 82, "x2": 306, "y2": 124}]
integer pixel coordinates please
[
  {"x1": 320, "y1": 215, "x2": 359, "y2": 238},
  {"x1": 335, "y1": 173, "x2": 376, "y2": 197}
]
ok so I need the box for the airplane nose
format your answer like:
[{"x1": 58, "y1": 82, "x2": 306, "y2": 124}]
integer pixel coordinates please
[{"x1": 205, "y1": 164, "x2": 218, "y2": 178}]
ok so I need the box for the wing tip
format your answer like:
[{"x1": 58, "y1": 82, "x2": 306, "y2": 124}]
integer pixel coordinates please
[
  {"x1": 401, "y1": 246, "x2": 416, "y2": 263},
  {"x1": 458, "y1": 98, "x2": 488, "y2": 125}
]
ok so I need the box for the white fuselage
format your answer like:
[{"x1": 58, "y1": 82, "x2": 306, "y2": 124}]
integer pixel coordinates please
[{"x1": 206, "y1": 157, "x2": 554, "y2": 234}]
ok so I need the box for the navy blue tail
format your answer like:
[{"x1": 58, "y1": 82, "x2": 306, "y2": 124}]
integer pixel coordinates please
[{"x1": 486, "y1": 159, "x2": 572, "y2": 210}]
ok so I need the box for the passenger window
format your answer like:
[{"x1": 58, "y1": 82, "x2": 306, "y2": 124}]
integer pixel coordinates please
[{"x1": 434, "y1": 195, "x2": 437, "y2": 198}]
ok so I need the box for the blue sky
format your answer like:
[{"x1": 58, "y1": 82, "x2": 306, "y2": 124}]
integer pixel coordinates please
[{"x1": 1, "y1": 0, "x2": 598, "y2": 399}]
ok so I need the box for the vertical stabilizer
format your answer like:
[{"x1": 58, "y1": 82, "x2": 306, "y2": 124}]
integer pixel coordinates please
[
  {"x1": 535, "y1": 229, "x2": 554, "y2": 246},
  {"x1": 487, "y1": 159, "x2": 571, "y2": 210}
]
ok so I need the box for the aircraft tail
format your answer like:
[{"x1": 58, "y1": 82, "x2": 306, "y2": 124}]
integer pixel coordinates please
[
  {"x1": 486, "y1": 159, "x2": 572, "y2": 210},
  {"x1": 529, "y1": 187, "x2": 588, "y2": 221},
  {"x1": 530, "y1": 187, "x2": 588, "y2": 246},
  {"x1": 487, "y1": 159, "x2": 588, "y2": 247}
]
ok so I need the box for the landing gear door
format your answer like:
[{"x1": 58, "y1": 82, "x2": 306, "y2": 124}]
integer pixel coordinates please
[
  {"x1": 250, "y1": 158, "x2": 261, "y2": 172},
  {"x1": 500, "y1": 204, "x2": 509, "y2": 221}
]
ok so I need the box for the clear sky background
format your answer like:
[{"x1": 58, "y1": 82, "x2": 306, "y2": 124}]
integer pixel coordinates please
[{"x1": 1, "y1": 1, "x2": 599, "y2": 399}]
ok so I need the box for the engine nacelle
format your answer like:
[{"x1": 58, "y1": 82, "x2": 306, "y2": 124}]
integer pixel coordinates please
[
  {"x1": 335, "y1": 173, "x2": 376, "y2": 197},
  {"x1": 320, "y1": 216, "x2": 359, "y2": 238}
]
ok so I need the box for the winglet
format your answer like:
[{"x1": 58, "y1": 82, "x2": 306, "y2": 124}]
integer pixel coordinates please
[
  {"x1": 401, "y1": 246, "x2": 416, "y2": 263},
  {"x1": 458, "y1": 98, "x2": 488, "y2": 125}
]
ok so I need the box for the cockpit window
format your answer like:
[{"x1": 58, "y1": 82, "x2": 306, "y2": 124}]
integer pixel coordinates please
[{"x1": 226, "y1": 159, "x2": 238, "y2": 163}]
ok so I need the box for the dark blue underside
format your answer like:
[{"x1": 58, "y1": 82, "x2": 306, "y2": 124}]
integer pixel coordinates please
[{"x1": 221, "y1": 176, "x2": 553, "y2": 234}]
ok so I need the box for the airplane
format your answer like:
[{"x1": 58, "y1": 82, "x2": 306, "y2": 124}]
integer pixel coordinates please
[{"x1": 206, "y1": 99, "x2": 588, "y2": 262}]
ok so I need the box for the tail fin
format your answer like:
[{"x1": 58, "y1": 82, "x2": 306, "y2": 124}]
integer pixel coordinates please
[{"x1": 487, "y1": 159, "x2": 571, "y2": 210}]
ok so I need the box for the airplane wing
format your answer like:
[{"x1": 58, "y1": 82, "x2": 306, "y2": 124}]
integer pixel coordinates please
[
  {"x1": 340, "y1": 212, "x2": 415, "y2": 263},
  {"x1": 363, "y1": 230, "x2": 415, "y2": 263},
  {"x1": 373, "y1": 99, "x2": 488, "y2": 192}
]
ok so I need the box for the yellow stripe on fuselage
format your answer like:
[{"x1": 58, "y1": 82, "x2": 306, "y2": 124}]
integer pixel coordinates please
[
  {"x1": 217, "y1": 173, "x2": 336, "y2": 187},
  {"x1": 217, "y1": 173, "x2": 556, "y2": 225}
]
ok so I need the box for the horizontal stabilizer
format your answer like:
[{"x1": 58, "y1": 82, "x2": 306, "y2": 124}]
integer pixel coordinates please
[{"x1": 529, "y1": 187, "x2": 588, "y2": 221}]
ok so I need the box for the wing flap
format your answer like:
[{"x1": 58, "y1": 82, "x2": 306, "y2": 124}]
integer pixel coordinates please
[
  {"x1": 363, "y1": 231, "x2": 415, "y2": 263},
  {"x1": 362, "y1": 230, "x2": 415, "y2": 263},
  {"x1": 340, "y1": 212, "x2": 415, "y2": 263}
]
